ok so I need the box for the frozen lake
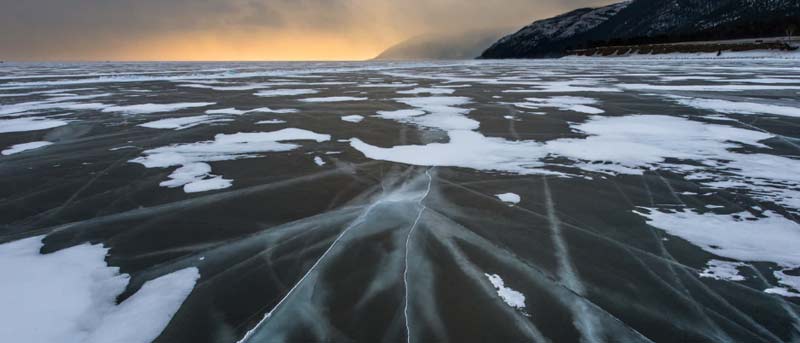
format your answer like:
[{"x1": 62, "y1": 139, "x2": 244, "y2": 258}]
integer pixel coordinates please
[{"x1": 1, "y1": 59, "x2": 799, "y2": 342}]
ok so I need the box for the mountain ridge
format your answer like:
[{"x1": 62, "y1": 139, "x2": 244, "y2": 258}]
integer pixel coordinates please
[{"x1": 480, "y1": 0, "x2": 800, "y2": 59}]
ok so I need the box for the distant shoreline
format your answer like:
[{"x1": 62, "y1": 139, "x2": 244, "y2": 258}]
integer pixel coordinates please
[{"x1": 565, "y1": 37, "x2": 799, "y2": 59}]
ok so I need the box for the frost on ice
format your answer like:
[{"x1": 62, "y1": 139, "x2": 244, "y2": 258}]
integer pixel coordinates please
[{"x1": 0, "y1": 236, "x2": 199, "y2": 343}]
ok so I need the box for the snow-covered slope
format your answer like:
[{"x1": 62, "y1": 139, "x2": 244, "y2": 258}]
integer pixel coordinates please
[{"x1": 481, "y1": 0, "x2": 800, "y2": 58}]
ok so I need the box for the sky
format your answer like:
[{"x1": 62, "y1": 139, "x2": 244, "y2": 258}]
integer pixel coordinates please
[{"x1": 0, "y1": 0, "x2": 614, "y2": 61}]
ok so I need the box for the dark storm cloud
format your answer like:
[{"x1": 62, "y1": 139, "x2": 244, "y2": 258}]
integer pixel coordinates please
[{"x1": 0, "y1": 0, "x2": 615, "y2": 60}]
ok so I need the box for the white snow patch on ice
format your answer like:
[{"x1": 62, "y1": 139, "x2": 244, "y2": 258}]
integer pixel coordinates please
[
  {"x1": 132, "y1": 128, "x2": 330, "y2": 193},
  {"x1": 341, "y1": 115, "x2": 365, "y2": 123},
  {"x1": 351, "y1": 130, "x2": 549, "y2": 174},
  {"x1": 397, "y1": 87, "x2": 455, "y2": 95},
  {"x1": 485, "y1": 273, "x2": 527, "y2": 311},
  {"x1": 299, "y1": 96, "x2": 367, "y2": 103},
  {"x1": 256, "y1": 119, "x2": 287, "y2": 124},
  {"x1": 249, "y1": 107, "x2": 298, "y2": 114},
  {"x1": 495, "y1": 193, "x2": 521, "y2": 205},
  {"x1": 389, "y1": 96, "x2": 478, "y2": 131},
  {"x1": 254, "y1": 89, "x2": 318, "y2": 97},
  {"x1": 671, "y1": 97, "x2": 800, "y2": 118},
  {"x1": 514, "y1": 96, "x2": 604, "y2": 114},
  {"x1": 637, "y1": 208, "x2": 800, "y2": 295},
  {"x1": 314, "y1": 156, "x2": 326, "y2": 166},
  {"x1": 102, "y1": 102, "x2": 214, "y2": 115},
  {"x1": 619, "y1": 84, "x2": 800, "y2": 92},
  {"x1": 138, "y1": 115, "x2": 233, "y2": 130},
  {"x1": 2, "y1": 141, "x2": 53, "y2": 155},
  {"x1": 699, "y1": 260, "x2": 747, "y2": 281},
  {"x1": 205, "y1": 108, "x2": 247, "y2": 115},
  {"x1": 0, "y1": 236, "x2": 199, "y2": 343},
  {"x1": 634, "y1": 209, "x2": 800, "y2": 296},
  {"x1": 374, "y1": 109, "x2": 426, "y2": 120},
  {"x1": 0, "y1": 117, "x2": 69, "y2": 133}
]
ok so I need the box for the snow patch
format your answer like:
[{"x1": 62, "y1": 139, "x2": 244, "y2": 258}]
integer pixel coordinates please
[
  {"x1": 0, "y1": 236, "x2": 199, "y2": 343},
  {"x1": 131, "y1": 128, "x2": 330, "y2": 193},
  {"x1": 699, "y1": 260, "x2": 747, "y2": 281},
  {"x1": 2, "y1": 141, "x2": 53, "y2": 155},
  {"x1": 254, "y1": 89, "x2": 318, "y2": 97},
  {"x1": 485, "y1": 273, "x2": 527, "y2": 312},
  {"x1": 299, "y1": 96, "x2": 367, "y2": 103},
  {"x1": 102, "y1": 102, "x2": 214, "y2": 115},
  {"x1": 0, "y1": 117, "x2": 68, "y2": 133},
  {"x1": 496, "y1": 193, "x2": 521, "y2": 205},
  {"x1": 341, "y1": 115, "x2": 365, "y2": 123},
  {"x1": 138, "y1": 115, "x2": 232, "y2": 130}
]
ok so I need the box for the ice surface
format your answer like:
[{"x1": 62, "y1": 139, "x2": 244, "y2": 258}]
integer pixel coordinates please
[
  {"x1": 3, "y1": 59, "x2": 800, "y2": 342},
  {"x1": 0, "y1": 236, "x2": 198, "y2": 343},
  {"x1": 2, "y1": 141, "x2": 53, "y2": 155}
]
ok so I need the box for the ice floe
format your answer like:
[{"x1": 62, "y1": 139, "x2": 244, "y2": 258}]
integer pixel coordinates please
[
  {"x1": 2, "y1": 141, "x2": 53, "y2": 155},
  {"x1": 0, "y1": 236, "x2": 199, "y2": 343}
]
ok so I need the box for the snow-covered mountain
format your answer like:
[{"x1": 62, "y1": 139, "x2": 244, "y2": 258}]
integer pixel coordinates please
[{"x1": 480, "y1": 0, "x2": 800, "y2": 58}]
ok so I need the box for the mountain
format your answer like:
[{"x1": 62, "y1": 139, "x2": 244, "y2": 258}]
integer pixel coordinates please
[
  {"x1": 374, "y1": 29, "x2": 511, "y2": 60},
  {"x1": 480, "y1": 0, "x2": 800, "y2": 59}
]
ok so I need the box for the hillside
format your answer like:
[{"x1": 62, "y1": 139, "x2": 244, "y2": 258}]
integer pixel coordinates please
[{"x1": 480, "y1": 0, "x2": 800, "y2": 59}]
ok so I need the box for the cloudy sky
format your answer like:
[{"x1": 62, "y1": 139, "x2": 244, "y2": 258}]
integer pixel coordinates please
[{"x1": 0, "y1": 0, "x2": 613, "y2": 61}]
